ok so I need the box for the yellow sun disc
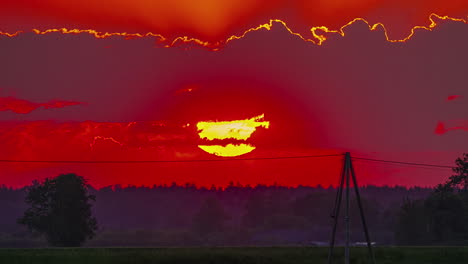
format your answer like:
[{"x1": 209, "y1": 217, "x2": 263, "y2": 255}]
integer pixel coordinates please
[
  {"x1": 197, "y1": 114, "x2": 269, "y2": 141},
  {"x1": 198, "y1": 144, "x2": 256, "y2": 157}
]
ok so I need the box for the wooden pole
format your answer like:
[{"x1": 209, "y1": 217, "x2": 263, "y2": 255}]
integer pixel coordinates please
[
  {"x1": 327, "y1": 152, "x2": 376, "y2": 264},
  {"x1": 349, "y1": 156, "x2": 376, "y2": 264},
  {"x1": 327, "y1": 154, "x2": 347, "y2": 264},
  {"x1": 344, "y1": 153, "x2": 351, "y2": 264}
]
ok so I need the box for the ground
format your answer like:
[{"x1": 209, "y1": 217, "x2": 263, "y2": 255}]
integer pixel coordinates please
[{"x1": 1, "y1": 247, "x2": 468, "y2": 264}]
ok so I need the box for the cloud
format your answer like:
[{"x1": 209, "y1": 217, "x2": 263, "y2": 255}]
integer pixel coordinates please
[
  {"x1": 435, "y1": 121, "x2": 468, "y2": 135},
  {"x1": 0, "y1": 120, "x2": 195, "y2": 160},
  {"x1": 0, "y1": 96, "x2": 83, "y2": 114},
  {"x1": 175, "y1": 85, "x2": 198, "y2": 95},
  {"x1": 1, "y1": 0, "x2": 467, "y2": 45},
  {"x1": 0, "y1": 120, "x2": 207, "y2": 187},
  {"x1": 446, "y1": 95, "x2": 463, "y2": 101}
]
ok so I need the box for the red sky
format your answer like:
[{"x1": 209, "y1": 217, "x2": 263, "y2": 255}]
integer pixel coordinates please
[{"x1": 0, "y1": 1, "x2": 467, "y2": 188}]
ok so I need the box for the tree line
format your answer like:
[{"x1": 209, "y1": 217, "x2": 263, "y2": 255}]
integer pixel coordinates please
[{"x1": 1, "y1": 153, "x2": 466, "y2": 247}]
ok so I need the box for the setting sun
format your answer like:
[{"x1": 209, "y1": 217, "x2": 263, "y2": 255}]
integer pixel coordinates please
[
  {"x1": 197, "y1": 114, "x2": 270, "y2": 157},
  {"x1": 198, "y1": 143, "x2": 256, "y2": 157}
]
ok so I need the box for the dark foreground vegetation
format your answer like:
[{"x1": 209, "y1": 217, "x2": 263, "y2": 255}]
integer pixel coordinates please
[
  {"x1": 1, "y1": 247, "x2": 468, "y2": 264},
  {"x1": 0, "y1": 153, "x2": 467, "y2": 248},
  {"x1": 1, "y1": 183, "x2": 431, "y2": 247}
]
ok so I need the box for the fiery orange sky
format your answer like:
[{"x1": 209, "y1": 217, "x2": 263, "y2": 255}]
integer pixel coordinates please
[{"x1": 0, "y1": 1, "x2": 468, "y2": 188}]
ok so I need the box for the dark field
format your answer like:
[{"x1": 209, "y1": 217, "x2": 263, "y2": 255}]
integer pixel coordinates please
[{"x1": 1, "y1": 247, "x2": 467, "y2": 264}]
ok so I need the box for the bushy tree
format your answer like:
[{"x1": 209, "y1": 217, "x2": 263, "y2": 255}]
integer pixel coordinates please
[
  {"x1": 424, "y1": 185, "x2": 468, "y2": 244},
  {"x1": 18, "y1": 173, "x2": 98, "y2": 247},
  {"x1": 446, "y1": 153, "x2": 468, "y2": 190},
  {"x1": 395, "y1": 154, "x2": 468, "y2": 245}
]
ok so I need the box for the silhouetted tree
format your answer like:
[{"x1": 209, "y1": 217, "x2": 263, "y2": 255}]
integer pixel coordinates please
[
  {"x1": 395, "y1": 198, "x2": 429, "y2": 245},
  {"x1": 424, "y1": 184, "x2": 468, "y2": 244},
  {"x1": 427, "y1": 154, "x2": 468, "y2": 244},
  {"x1": 18, "y1": 173, "x2": 98, "y2": 247},
  {"x1": 192, "y1": 197, "x2": 228, "y2": 234},
  {"x1": 395, "y1": 154, "x2": 468, "y2": 245},
  {"x1": 446, "y1": 153, "x2": 468, "y2": 190}
]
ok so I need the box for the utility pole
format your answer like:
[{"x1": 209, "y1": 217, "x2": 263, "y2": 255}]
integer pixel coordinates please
[
  {"x1": 344, "y1": 153, "x2": 350, "y2": 264},
  {"x1": 327, "y1": 152, "x2": 376, "y2": 264}
]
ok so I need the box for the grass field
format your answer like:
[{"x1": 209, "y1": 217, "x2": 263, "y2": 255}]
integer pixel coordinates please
[{"x1": 0, "y1": 247, "x2": 467, "y2": 264}]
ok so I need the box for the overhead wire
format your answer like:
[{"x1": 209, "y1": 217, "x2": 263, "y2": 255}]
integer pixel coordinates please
[
  {"x1": 0, "y1": 154, "x2": 343, "y2": 164},
  {"x1": 0, "y1": 153, "x2": 456, "y2": 170},
  {"x1": 352, "y1": 157, "x2": 453, "y2": 169}
]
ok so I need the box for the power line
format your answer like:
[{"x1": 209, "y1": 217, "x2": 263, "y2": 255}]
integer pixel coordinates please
[
  {"x1": 0, "y1": 154, "x2": 456, "y2": 170},
  {"x1": 352, "y1": 157, "x2": 453, "y2": 169},
  {"x1": 0, "y1": 154, "x2": 343, "y2": 164}
]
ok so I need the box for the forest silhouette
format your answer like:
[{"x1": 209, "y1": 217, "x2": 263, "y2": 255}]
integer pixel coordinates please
[{"x1": 1, "y1": 153, "x2": 467, "y2": 247}]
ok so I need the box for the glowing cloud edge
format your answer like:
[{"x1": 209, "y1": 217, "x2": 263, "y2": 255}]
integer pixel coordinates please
[{"x1": 0, "y1": 13, "x2": 467, "y2": 50}]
